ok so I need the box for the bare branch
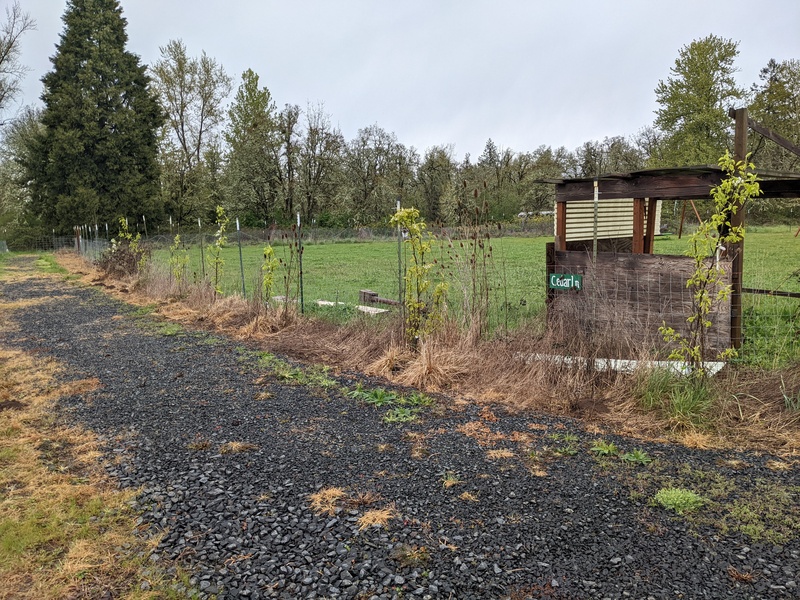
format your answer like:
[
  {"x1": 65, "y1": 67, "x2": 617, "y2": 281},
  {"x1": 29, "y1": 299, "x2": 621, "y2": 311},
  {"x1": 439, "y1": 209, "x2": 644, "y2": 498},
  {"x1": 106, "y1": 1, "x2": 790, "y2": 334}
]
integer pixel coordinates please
[{"x1": 0, "y1": 1, "x2": 36, "y2": 114}]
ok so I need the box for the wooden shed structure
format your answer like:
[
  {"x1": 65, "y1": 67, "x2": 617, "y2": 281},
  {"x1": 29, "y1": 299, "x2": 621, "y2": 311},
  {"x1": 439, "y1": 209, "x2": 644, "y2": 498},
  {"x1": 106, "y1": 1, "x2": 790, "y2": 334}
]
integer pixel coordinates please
[{"x1": 543, "y1": 108, "x2": 800, "y2": 353}]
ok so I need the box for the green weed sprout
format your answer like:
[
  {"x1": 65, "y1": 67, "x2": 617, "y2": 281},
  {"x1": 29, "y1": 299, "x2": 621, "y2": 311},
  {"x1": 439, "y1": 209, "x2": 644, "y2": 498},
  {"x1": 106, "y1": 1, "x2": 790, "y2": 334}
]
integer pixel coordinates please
[{"x1": 653, "y1": 487, "x2": 706, "y2": 514}]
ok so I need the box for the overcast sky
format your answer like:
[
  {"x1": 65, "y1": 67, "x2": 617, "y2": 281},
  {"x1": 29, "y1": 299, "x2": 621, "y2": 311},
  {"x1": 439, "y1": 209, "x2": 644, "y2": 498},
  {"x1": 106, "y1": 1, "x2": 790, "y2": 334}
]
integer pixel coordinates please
[{"x1": 12, "y1": 0, "x2": 800, "y2": 160}]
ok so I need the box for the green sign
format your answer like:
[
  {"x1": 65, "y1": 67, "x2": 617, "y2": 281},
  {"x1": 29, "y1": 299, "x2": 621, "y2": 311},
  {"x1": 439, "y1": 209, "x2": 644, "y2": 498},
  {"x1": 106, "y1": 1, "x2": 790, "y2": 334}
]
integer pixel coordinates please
[{"x1": 549, "y1": 273, "x2": 583, "y2": 291}]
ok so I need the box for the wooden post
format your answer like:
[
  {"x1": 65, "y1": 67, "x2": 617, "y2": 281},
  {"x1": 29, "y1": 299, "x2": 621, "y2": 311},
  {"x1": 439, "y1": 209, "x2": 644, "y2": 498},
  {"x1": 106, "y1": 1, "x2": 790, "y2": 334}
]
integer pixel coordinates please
[
  {"x1": 555, "y1": 201, "x2": 567, "y2": 251},
  {"x1": 644, "y1": 198, "x2": 658, "y2": 254},
  {"x1": 632, "y1": 198, "x2": 645, "y2": 253},
  {"x1": 731, "y1": 107, "x2": 747, "y2": 349},
  {"x1": 359, "y1": 289, "x2": 379, "y2": 305}
]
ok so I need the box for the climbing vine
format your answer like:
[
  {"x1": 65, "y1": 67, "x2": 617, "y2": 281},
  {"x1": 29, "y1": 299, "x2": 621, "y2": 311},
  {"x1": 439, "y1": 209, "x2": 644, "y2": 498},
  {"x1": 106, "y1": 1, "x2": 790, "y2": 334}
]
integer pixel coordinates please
[
  {"x1": 390, "y1": 207, "x2": 448, "y2": 347},
  {"x1": 207, "y1": 206, "x2": 229, "y2": 299},
  {"x1": 659, "y1": 152, "x2": 761, "y2": 378}
]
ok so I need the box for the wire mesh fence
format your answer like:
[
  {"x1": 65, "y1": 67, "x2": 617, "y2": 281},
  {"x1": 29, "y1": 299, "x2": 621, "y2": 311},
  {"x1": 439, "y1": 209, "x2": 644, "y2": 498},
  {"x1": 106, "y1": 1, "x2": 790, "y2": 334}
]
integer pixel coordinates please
[
  {"x1": 547, "y1": 249, "x2": 731, "y2": 360},
  {"x1": 8, "y1": 235, "x2": 80, "y2": 253},
  {"x1": 23, "y1": 223, "x2": 798, "y2": 369}
]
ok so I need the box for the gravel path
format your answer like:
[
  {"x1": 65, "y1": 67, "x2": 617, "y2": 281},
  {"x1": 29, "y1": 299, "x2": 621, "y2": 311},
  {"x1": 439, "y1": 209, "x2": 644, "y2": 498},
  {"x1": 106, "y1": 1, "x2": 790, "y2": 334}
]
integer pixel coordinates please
[{"x1": 1, "y1": 256, "x2": 798, "y2": 600}]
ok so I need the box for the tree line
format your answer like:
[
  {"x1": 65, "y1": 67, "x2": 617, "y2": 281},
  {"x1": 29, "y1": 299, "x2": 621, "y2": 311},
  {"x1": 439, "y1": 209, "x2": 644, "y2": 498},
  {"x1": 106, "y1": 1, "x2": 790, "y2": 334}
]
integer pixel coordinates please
[{"x1": 0, "y1": 0, "x2": 798, "y2": 244}]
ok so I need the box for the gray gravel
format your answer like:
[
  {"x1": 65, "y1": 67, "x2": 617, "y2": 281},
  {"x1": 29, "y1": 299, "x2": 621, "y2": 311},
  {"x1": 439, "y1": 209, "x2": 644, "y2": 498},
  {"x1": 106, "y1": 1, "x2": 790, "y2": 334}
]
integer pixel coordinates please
[{"x1": 1, "y1": 259, "x2": 798, "y2": 599}]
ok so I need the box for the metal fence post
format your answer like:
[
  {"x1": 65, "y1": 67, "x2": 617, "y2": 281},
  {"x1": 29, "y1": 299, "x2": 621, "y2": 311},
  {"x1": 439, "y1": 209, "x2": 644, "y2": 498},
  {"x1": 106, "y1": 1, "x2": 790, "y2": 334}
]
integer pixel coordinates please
[
  {"x1": 198, "y1": 218, "x2": 206, "y2": 279},
  {"x1": 297, "y1": 213, "x2": 304, "y2": 314},
  {"x1": 237, "y1": 218, "x2": 246, "y2": 297},
  {"x1": 396, "y1": 200, "x2": 403, "y2": 307}
]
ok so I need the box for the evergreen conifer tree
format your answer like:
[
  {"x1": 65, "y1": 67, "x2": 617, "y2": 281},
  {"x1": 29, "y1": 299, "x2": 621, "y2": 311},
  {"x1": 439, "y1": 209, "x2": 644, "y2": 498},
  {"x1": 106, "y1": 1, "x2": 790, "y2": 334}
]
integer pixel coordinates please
[{"x1": 25, "y1": 0, "x2": 162, "y2": 233}]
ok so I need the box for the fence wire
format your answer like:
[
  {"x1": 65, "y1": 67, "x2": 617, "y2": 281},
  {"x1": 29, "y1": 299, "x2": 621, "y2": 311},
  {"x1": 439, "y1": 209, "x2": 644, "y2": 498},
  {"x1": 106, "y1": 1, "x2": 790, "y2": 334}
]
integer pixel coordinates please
[{"x1": 39, "y1": 226, "x2": 799, "y2": 369}]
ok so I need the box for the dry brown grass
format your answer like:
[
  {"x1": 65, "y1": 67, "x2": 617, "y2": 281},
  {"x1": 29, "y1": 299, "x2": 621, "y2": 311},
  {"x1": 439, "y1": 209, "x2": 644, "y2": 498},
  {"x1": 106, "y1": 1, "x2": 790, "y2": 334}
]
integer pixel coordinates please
[
  {"x1": 441, "y1": 472, "x2": 462, "y2": 488},
  {"x1": 0, "y1": 345, "x2": 183, "y2": 599},
  {"x1": 479, "y1": 406, "x2": 499, "y2": 422},
  {"x1": 347, "y1": 491, "x2": 382, "y2": 508},
  {"x1": 410, "y1": 442, "x2": 430, "y2": 460},
  {"x1": 402, "y1": 431, "x2": 430, "y2": 459},
  {"x1": 357, "y1": 503, "x2": 397, "y2": 531},
  {"x1": 486, "y1": 448, "x2": 515, "y2": 460},
  {"x1": 308, "y1": 487, "x2": 347, "y2": 515},
  {"x1": 390, "y1": 543, "x2": 430, "y2": 567},
  {"x1": 219, "y1": 441, "x2": 259, "y2": 454},
  {"x1": 508, "y1": 431, "x2": 534, "y2": 444},
  {"x1": 527, "y1": 465, "x2": 548, "y2": 477},
  {"x1": 366, "y1": 343, "x2": 414, "y2": 378},
  {"x1": 54, "y1": 251, "x2": 800, "y2": 456},
  {"x1": 718, "y1": 458, "x2": 749, "y2": 470},
  {"x1": 459, "y1": 491, "x2": 479, "y2": 502},
  {"x1": 187, "y1": 436, "x2": 212, "y2": 451},
  {"x1": 766, "y1": 459, "x2": 794, "y2": 471},
  {"x1": 727, "y1": 565, "x2": 756, "y2": 583},
  {"x1": 677, "y1": 430, "x2": 719, "y2": 450},
  {"x1": 456, "y1": 421, "x2": 507, "y2": 447},
  {"x1": 394, "y1": 338, "x2": 472, "y2": 391}
]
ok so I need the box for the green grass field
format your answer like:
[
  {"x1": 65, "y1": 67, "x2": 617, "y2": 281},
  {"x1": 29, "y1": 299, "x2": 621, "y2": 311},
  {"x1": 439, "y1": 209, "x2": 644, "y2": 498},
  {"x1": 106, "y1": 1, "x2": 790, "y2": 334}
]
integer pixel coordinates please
[
  {"x1": 155, "y1": 235, "x2": 555, "y2": 329},
  {"x1": 151, "y1": 227, "x2": 800, "y2": 365}
]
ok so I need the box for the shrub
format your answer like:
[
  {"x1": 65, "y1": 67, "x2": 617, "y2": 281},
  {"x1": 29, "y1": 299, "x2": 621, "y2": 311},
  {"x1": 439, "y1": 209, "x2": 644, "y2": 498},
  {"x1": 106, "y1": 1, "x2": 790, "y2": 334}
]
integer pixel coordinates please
[
  {"x1": 97, "y1": 217, "x2": 148, "y2": 278},
  {"x1": 261, "y1": 244, "x2": 279, "y2": 306},
  {"x1": 168, "y1": 234, "x2": 189, "y2": 289},
  {"x1": 653, "y1": 487, "x2": 706, "y2": 514},
  {"x1": 390, "y1": 207, "x2": 448, "y2": 347}
]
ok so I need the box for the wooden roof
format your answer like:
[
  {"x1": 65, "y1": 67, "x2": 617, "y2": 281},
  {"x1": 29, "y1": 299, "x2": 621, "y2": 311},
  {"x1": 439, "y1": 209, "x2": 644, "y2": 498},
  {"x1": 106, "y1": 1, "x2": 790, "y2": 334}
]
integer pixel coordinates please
[{"x1": 543, "y1": 165, "x2": 800, "y2": 202}]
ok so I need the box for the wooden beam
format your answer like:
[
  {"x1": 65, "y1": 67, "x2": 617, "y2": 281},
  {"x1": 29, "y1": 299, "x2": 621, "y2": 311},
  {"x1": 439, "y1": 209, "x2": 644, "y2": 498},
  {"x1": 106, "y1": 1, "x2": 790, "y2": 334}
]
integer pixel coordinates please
[
  {"x1": 747, "y1": 118, "x2": 800, "y2": 156},
  {"x1": 678, "y1": 201, "x2": 687, "y2": 238},
  {"x1": 555, "y1": 172, "x2": 724, "y2": 202},
  {"x1": 555, "y1": 176, "x2": 800, "y2": 202},
  {"x1": 644, "y1": 198, "x2": 658, "y2": 253},
  {"x1": 689, "y1": 200, "x2": 704, "y2": 226},
  {"x1": 555, "y1": 201, "x2": 567, "y2": 251},
  {"x1": 729, "y1": 107, "x2": 800, "y2": 159},
  {"x1": 743, "y1": 287, "x2": 800, "y2": 299},
  {"x1": 633, "y1": 198, "x2": 645, "y2": 253},
  {"x1": 758, "y1": 180, "x2": 800, "y2": 198}
]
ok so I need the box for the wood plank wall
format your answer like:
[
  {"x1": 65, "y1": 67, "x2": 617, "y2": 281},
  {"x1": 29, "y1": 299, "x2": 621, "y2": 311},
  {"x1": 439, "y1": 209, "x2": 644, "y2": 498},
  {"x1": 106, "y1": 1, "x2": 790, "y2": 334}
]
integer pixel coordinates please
[{"x1": 545, "y1": 245, "x2": 732, "y2": 355}]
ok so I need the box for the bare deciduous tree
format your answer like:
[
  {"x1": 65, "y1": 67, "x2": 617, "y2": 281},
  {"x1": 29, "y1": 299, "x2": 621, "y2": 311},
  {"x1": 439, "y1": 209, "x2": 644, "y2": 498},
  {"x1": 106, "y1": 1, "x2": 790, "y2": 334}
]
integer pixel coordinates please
[
  {"x1": 151, "y1": 39, "x2": 232, "y2": 224},
  {"x1": 298, "y1": 103, "x2": 344, "y2": 222},
  {"x1": 0, "y1": 1, "x2": 35, "y2": 119}
]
